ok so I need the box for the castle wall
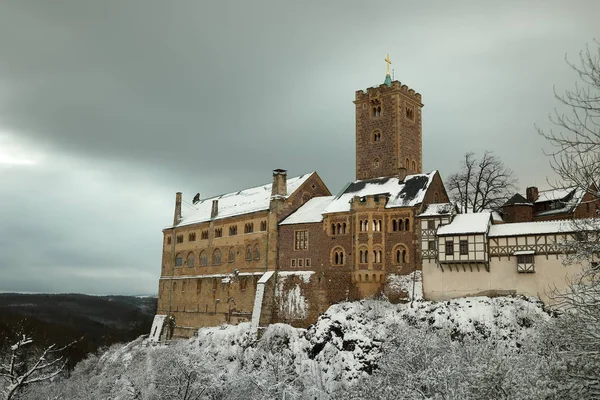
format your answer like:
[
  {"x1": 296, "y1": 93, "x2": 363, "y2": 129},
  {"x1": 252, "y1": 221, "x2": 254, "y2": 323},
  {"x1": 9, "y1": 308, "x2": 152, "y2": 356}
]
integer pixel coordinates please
[{"x1": 423, "y1": 255, "x2": 584, "y2": 305}]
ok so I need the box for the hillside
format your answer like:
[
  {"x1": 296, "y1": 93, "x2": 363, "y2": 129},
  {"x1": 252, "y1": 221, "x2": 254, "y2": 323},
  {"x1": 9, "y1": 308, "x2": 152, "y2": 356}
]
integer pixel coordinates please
[
  {"x1": 31, "y1": 291, "x2": 563, "y2": 400},
  {"x1": 0, "y1": 293, "x2": 157, "y2": 369}
]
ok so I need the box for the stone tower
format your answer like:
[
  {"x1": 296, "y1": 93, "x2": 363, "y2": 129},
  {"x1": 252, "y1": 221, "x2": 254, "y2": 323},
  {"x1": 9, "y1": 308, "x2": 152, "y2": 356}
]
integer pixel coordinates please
[{"x1": 354, "y1": 58, "x2": 423, "y2": 180}]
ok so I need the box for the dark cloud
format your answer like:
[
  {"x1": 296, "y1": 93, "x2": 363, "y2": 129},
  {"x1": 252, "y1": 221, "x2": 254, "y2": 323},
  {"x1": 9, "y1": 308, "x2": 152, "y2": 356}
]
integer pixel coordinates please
[{"x1": 0, "y1": 1, "x2": 598, "y2": 293}]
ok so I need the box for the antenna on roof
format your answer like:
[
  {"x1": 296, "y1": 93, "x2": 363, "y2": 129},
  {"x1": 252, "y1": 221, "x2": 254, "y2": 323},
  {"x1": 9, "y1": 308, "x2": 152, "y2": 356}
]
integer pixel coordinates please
[{"x1": 392, "y1": 69, "x2": 395, "y2": 80}]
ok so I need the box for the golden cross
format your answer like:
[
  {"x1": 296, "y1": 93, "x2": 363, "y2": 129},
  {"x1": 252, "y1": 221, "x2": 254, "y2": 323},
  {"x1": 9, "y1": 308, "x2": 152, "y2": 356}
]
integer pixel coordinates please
[{"x1": 384, "y1": 53, "x2": 392, "y2": 75}]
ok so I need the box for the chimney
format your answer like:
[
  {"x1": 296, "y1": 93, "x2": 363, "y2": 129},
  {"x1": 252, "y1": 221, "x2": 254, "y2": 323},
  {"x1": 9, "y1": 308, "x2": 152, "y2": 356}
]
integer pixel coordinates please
[
  {"x1": 192, "y1": 193, "x2": 200, "y2": 205},
  {"x1": 173, "y1": 192, "x2": 182, "y2": 226},
  {"x1": 526, "y1": 186, "x2": 538, "y2": 203},
  {"x1": 271, "y1": 169, "x2": 287, "y2": 198},
  {"x1": 211, "y1": 199, "x2": 219, "y2": 219},
  {"x1": 398, "y1": 166, "x2": 408, "y2": 182}
]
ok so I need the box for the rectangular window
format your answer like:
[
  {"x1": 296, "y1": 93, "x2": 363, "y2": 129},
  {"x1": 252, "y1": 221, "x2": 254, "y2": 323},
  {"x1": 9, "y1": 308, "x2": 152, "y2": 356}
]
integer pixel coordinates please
[
  {"x1": 517, "y1": 254, "x2": 534, "y2": 264},
  {"x1": 298, "y1": 259, "x2": 304, "y2": 267},
  {"x1": 260, "y1": 221, "x2": 267, "y2": 231},
  {"x1": 201, "y1": 230, "x2": 208, "y2": 240},
  {"x1": 166, "y1": 236, "x2": 172, "y2": 245},
  {"x1": 294, "y1": 230, "x2": 308, "y2": 250},
  {"x1": 188, "y1": 232, "x2": 196, "y2": 242},
  {"x1": 229, "y1": 226, "x2": 237, "y2": 236},
  {"x1": 291, "y1": 259, "x2": 296, "y2": 267},
  {"x1": 305, "y1": 258, "x2": 311, "y2": 267},
  {"x1": 215, "y1": 228, "x2": 222, "y2": 238},
  {"x1": 428, "y1": 240, "x2": 436, "y2": 250},
  {"x1": 176, "y1": 235, "x2": 184, "y2": 244},
  {"x1": 459, "y1": 240, "x2": 468, "y2": 255},
  {"x1": 445, "y1": 241, "x2": 454, "y2": 255},
  {"x1": 427, "y1": 220, "x2": 435, "y2": 229}
]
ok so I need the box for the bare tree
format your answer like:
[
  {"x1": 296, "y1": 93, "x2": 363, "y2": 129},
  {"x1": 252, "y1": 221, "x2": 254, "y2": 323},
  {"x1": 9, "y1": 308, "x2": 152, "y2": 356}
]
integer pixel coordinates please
[
  {"x1": 446, "y1": 151, "x2": 518, "y2": 213},
  {"x1": 537, "y1": 40, "x2": 600, "y2": 200},
  {"x1": 0, "y1": 335, "x2": 73, "y2": 400},
  {"x1": 537, "y1": 41, "x2": 600, "y2": 399}
]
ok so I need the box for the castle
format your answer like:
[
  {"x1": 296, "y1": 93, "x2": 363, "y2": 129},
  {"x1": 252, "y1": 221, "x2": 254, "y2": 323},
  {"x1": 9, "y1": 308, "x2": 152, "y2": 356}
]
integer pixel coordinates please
[{"x1": 152, "y1": 59, "x2": 597, "y2": 340}]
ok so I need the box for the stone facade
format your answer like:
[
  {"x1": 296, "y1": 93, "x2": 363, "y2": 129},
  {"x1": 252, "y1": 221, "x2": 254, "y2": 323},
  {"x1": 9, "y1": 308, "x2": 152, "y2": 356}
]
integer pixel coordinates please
[
  {"x1": 154, "y1": 73, "x2": 451, "y2": 337},
  {"x1": 157, "y1": 171, "x2": 330, "y2": 337},
  {"x1": 354, "y1": 80, "x2": 423, "y2": 180}
]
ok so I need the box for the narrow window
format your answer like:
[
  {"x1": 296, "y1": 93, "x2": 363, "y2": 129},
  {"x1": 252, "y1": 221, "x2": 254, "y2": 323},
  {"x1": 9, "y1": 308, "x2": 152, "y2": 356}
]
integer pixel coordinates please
[
  {"x1": 199, "y1": 251, "x2": 208, "y2": 266},
  {"x1": 399, "y1": 219, "x2": 404, "y2": 231},
  {"x1": 166, "y1": 236, "x2": 172, "y2": 245},
  {"x1": 254, "y1": 245, "x2": 260, "y2": 260},
  {"x1": 427, "y1": 220, "x2": 435, "y2": 229},
  {"x1": 294, "y1": 230, "x2": 308, "y2": 250},
  {"x1": 186, "y1": 253, "x2": 195, "y2": 268},
  {"x1": 201, "y1": 230, "x2": 209, "y2": 240},
  {"x1": 229, "y1": 247, "x2": 235, "y2": 263},
  {"x1": 229, "y1": 226, "x2": 237, "y2": 236},
  {"x1": 342, "y1": 223, "x2": 346, "y2": 234},
  {"x1": 291, "y1": 259, "x2": 296, "y2": 267},
  {"x1": 260, "y1": 221, "x2": 267, "y2": 231},
  {"x1": 175, "y1": 253, "x2": 183, "y2": 267},
  {"x1": 298, "y1": 259, "x2": 304, "y2": 267},
  {"x1": 331, "y1": 223, "x2": 336, "y2": 235},
  {"x1": 215, "y1": 228, "x2": 222, "y2": 238},
  {"x1": 392, "y1": 219, "x2": 397, "y2": 231},
  {"x1": 402, "y1": 250, "x2": 407, "y2": 263},
  {"x1": 445, "y1": 241, "x2": 454, "y2": 256},
  {"x1": 395, "y1": 249, "x2": 401, "y2": 263},
  {"x1": 412, "y1": 161, "x2": 416, "y2": 171},
  {"x1": 212, "y1": 249, "x2": 221, "y2": 265},
  {"x1": 176, "y1": 235, "x2": 184, "y2": 244},
  {"x1": 336, "y1": 223, "x2": 341, "y2": 235},
  {"x1": 306, "y1": 258, "x2": 311, "y2": 267},
  {"x1": 459, "y1": 240, "x2": 468, "y2": 255},
  {"x1": 188, "y1": 232, "x2": 196, "y2": 241},
  {"x1": 405, "y1": 219, "x2": 410, "y2": 231},
  {"x1": 246, "y1": 245, "x2": 252, "y2": 261}
]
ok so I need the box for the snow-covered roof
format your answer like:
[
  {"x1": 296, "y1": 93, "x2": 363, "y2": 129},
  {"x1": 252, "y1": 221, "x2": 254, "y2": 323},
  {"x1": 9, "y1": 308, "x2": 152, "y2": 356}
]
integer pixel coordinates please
[
  {"x1": 174, "y1": 172, "x2": 315, "y2": 228},
  {"x1": 489, "y1": 219, "x2": 575, "y2": 237},
  {"x1": 534, "y1": 187, "x2": 586, "y2": 217},
  {"x1": 280, "y1": 196, "x2": 334, "y2": 225},
  {"x1": 535, "y1": 187, "x2": 575, "y2": 203},
  {"x1": 322, "y1": 171, "x2": 437, "y2": 214},
  {"x1": 437, "y1": 212, "x2": 491, "y2": 236},
  {"x1": 418, "y1": 203, "x2": 455, "y2": 217}
]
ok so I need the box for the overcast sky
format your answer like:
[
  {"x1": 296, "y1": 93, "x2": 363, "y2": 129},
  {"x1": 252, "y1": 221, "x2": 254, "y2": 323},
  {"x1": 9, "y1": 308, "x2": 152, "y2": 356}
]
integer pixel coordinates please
[{"x1": 0, "y1": 1, "x2": 598, "y2": 295}]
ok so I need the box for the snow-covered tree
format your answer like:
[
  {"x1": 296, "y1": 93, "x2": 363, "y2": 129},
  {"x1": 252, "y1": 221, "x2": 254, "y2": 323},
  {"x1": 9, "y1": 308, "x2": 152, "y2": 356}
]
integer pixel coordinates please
[{"x1": 0, "y1": 335, "x2": 73, "y2": 400}]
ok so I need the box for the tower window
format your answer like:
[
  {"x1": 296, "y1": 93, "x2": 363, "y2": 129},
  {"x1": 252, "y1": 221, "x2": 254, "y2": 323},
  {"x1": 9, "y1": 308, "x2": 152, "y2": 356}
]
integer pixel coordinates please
[
  {"x1": 405, "y1": 105, "x2": 415, "y2": 121},
  {"x1": 372, "y1": 131, "x2": 382, "y2": 142},
  {"x1": 373, "y1": 158, "x2": 380, "y2": 169},
  {"x1": 412, "y1": 160, "x2": 416, "y2": 171}
]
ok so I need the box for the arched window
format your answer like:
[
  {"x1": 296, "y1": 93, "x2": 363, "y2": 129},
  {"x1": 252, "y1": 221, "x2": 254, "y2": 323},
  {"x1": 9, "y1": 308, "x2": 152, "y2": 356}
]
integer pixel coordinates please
[
  {"x1": 399, "y1": 219, "x2": 404, "y2": 231},
  {"x1": 199, "y1": 251, "x2": 208, "y2": 266},
  {"x1": 372, "y1": 274, "x2": 377, "y2": 282},
  {"x1": 229, "y1": 247, "x2": 235, "y2": 263},
  {"x1": 331, "y1": 223, "x2": 336, "y2": 235},
  {"x1": 405, "y1": 218, "x2": 410, "y2": 231},
  {"x1": 373, "y1": 131, "x2": 381, "y2": 142},
  {"x1": 254, "y1": 244, "x2": 260, "y2": 260},
  {"x1": 332, "y1": 247, "x2": 345, "y2": 266},
  {"x1": 175, "y1": 253, "x2": 183, "y2": 267},
  {"x1": 373, "y1": 158, "x2": 380, "y2": 169},
  {"x1": 394, "y1": 245, "x2": 408, "y2": 264},
  {"x1": 406, "y1": 158, "x2": 410, "y2": 169},
  {"x1": 412, "y1": 160, "x2": 416, "y2": 171},
  {"x1": 365, "y1": 274, "x2": 370, "y2": 282},
  {"x1": 186, "y1": 252, "x2": 195, "y2": 268},
  {"x1": 342, "y1": 223, "x2": 346, "y2": 234},
  {"x1": 358, "y1": 274, "x2": 362, "y2": 282},
  {"x1": 402, "y1": 249, "x2": 407, "y2": 263},
  {"x1": 246, "y1": 245, "x2": 252, "y2": 261},
  {"x1": 212, "y1": 249, "x2": 221, "y2": 265},
  {"x1": 392, "y1": 219, "x2": 397, "y2": 231},
  {"x1": 396, "y1": 249, "x2": 401, "y2": 263},
  {"x1": 377, "y1": 106, "x2": 381, "y2": 116},
  {"x1": 244, "y1": 223, "x2": 254, "y2": 234},
  {"x1": 336, "y1": 223, "x2": 341, "y2": 234},
  {"x1": 260, "y1": 221, "x2": 267, "y2": 231}
]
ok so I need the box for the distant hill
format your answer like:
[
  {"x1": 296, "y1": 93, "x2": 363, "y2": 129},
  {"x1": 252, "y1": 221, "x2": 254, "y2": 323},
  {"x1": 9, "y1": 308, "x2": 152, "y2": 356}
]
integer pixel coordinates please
[{"x1": 0, "y1": 293, "x2": 157, "y2": 369}]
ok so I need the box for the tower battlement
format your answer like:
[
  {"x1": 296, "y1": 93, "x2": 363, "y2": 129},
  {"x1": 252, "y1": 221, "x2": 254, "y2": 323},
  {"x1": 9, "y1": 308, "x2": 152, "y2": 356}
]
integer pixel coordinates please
[{"x1": 354, "y1": 80, "x2": 422, "y2": 104}]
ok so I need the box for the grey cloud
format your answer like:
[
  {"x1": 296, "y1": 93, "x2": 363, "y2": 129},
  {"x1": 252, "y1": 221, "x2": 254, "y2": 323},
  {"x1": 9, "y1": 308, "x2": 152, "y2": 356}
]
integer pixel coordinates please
[{"x1": 0, "y1": 1, "x2": 598, "y2": 293}]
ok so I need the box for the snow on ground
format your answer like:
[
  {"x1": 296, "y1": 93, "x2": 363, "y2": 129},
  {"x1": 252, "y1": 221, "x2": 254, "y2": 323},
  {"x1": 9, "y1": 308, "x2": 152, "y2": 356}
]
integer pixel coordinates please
[{"x1": 83, "y1": 287, "x2": 552, "y2": 396}]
